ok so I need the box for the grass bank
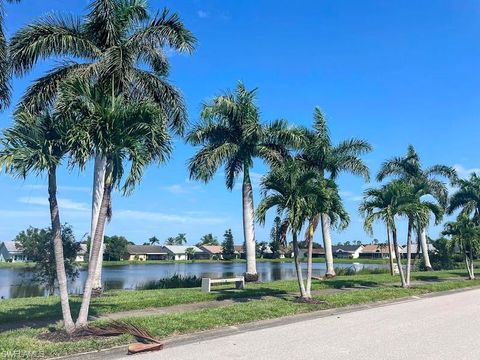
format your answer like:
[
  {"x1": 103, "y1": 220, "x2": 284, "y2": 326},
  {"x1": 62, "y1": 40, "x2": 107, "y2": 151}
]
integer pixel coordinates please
[
  {"x1": 1, "y1": 275, "x2": 479, "y2": 359},
  {"x1": 0, "y1": 269, "x2": 470, "y2": 324}
]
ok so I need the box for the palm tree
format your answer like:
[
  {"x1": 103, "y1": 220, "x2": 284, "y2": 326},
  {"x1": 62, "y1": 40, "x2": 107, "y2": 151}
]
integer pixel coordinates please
[
  {"x1": 377, "y1": 145, "x2": 456, "y2": 270},
  {"x1": 57, "y1": 78, "x2": 172, "y2": 328},
  {"x1": 0, "y1": 0, "x2": 21, "y2": 109},
  {"x1": 443, "y1": 215, "x2": 480, "y2": 280},
  {"x1": 256, "y1": 158, "x2": 328, "y2": 299},
  {"x1": 299, "y1": 107, "x2": 371, "y2": 277},
  {"x1": 9, "y1": 0, "x2": 196, "y2": 290},
  {"x1": 360, "y1": 182, "x2": 407, "y2": 284},
  {"x1": 187, "y1": 82, "x2": 302, "y2": 281},
  {"x1": 447, "y1": 173, "x2": 480, "y2": 220},
  {"x1": 0, "y1": 110, "x2": 76, "y2": 333},
  {"x1": 148, "y1": 236, "x2": 160, "y2": 245}
]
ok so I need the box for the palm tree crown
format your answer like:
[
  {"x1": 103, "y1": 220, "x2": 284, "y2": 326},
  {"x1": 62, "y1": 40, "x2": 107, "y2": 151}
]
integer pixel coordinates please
[
  {"x1": 187, "y1": 82, "x2": 301, "y2": 187},
  {"x1": 9, "y1": 0, "x2": 196, "y2": 133}
]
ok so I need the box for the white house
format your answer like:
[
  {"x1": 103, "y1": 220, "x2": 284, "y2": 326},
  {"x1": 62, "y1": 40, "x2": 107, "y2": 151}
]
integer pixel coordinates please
[
  {"x1": 75, "y1": 244, "x2": 88, "y2": 262},
  {"x1": 163, "y1": 245, "x2": 204, "y2": 260},
  {"x1": 0, "y1": 241, "x2": 28, "y2": 262},
  {"x1": 332, "y1": 245, "x2": 364, "y2": 259}
]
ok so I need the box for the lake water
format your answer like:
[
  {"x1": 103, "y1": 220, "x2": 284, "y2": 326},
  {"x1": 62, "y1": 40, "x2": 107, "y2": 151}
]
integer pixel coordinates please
[{"x1": 0, "y1": 261, "x2": 387, "y2": 299}]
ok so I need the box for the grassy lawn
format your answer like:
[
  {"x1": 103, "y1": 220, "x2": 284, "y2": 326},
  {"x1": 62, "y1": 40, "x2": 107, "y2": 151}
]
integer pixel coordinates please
[
  {"x1": 0, "y1": 269, "x2": 471, "y2": 324},
  {"x1": 1, "y1": 275, "x2": 479, "y2": 359}
]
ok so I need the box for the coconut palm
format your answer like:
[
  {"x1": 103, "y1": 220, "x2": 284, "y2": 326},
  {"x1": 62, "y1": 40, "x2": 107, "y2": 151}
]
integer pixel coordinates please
[
  {"x1": 256, "y1": 158, "x2": 330, "y2": 299},
  {"x1": 377, "y1": 145, "x2": 456, "y2": 270},
  {"x1": 57, "y1": 77, "x2": 172, "y2": 328},
  {"x1": 187, "y1": 82, "x2": 302, "y2": 281},
  {"x1": 447, "y1": 173, "x2": 480, "y2": 220},
  {"x1": 303, "y1": 178, "x2": 349, "y2": 289},
  {"x1": 360, "y1": 182, "x2": 407, "y2": 285},
  {"x1": 0, "y1": 110, "x2": 76, "y2": 333},
  {"x1": 9, "y1": 0, "x2": 195, "y2": 290},
  {"x1": 299, "y1": 107, "x2": 371, "y2": 277},
  {"x1": 443, "y1": 215, "x2": 480, "y2": 280}
]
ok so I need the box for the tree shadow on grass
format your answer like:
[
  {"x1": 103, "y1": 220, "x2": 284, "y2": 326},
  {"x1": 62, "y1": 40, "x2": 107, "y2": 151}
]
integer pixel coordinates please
[
  {"x1": 212, "y1": 287, "x2": 288, "y2": 301},
  {"x1": 318, "y1": 279, "x2": 381, "y2": 289}
]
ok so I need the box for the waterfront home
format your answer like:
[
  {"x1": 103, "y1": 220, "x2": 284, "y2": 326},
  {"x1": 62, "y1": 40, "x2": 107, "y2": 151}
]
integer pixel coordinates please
[
  {"x1": 234, "y1": 245, "x2": 245, "y2": 259},
  {"x1": 332, "y1": 245, "x2": 364, "y2": 259},
  {"x1": 163, "y1": 245, "x2": 205, "y2": 260},
  {"x1": 198, "y1": 245, "x2": 223, "y2": 260},
  {"x1": 400, "y1": 243, "x2": 436, "y2": 258},
  {"x1": 0, "y1": 241, "x2": 28, "y2": 262},
  {"x1": 127, "y1": 245, "x2": 168, "y2": 261},
  {"x1": 361, "y1": 244, "x2": 396, "y2": 259},
  {"x1": 75, "y1": 244, "x2": 88, "y2": 262}
]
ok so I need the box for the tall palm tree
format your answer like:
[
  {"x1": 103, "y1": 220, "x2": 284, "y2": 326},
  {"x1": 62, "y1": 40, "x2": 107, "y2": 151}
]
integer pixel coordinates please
[
  {"x1": 377, "y1": 145, "x2": 456, "y2": 270},
  {"x1": 299, "y1": 107, "x2": 371, "y2": 277},
  {"x1": 256, "y1": 158, "x2": 325, "y2": 299},
  {"x1": 360, "y1": 185, "x2": 397, "y2": 277},
  {"x1": 58, "y1": 77, "x2": 172, "y2": 328},
  {"x1": 0, "y1": 110, "x2": 76, "y2": 333},
  {"x1": 9, "y1": 0, "x2": 196, "y2": 290},
  {"x1": 0, "y1": 0, "x2": 21, "y2": 110},
  {"x1": 187, "y1": 82, "x2": 302, "y2": 281},
  {"x1": 443, "y1": 215, "x2": 480, "y2": 280},
  {"x1": 447, "y1": 173, "x2": 480, "y2": 220}
]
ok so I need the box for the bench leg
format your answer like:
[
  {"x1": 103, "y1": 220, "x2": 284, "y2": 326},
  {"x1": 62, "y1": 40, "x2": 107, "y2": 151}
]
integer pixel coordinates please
[
  {"x1": 236, "y1": 280, "x2": 245, "y2": 290},
  {"x1": 201, "y1": 278, "x2": 211, "y2": 293}
]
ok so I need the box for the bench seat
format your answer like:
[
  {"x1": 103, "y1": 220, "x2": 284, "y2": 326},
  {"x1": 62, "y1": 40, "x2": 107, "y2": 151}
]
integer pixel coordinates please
[{"x1": 201, "y1": 276, "x2": 245, "y2": 292}]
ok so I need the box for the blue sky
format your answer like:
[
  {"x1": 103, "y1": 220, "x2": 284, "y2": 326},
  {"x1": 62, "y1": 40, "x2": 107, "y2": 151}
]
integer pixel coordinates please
[{"x1": 1, "y1": 0, "x2": 479, "y2": 246}]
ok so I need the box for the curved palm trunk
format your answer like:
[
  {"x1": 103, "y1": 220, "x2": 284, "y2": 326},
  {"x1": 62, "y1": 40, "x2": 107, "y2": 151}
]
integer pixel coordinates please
[
  {"x1": 242, "y1": 167, "x2": 257, "y2": 281},
  {"x1": 386, "y1": 225, "x2": 395, "y2": 276},
  {"x1": 76, "y1": 181, "x2": 112, "y2": 327},
  {"x1": 419, "y1": 227, "x2": 432, "y2": 271},
  {"x1": 292, "y1": 232, "x2": 308, "y2": 299},
  {"x1": 48, "y1": 167, "x2": 75, "y2": 334},
  {"x1": 405, "y1": 220, "x2": 413, "y2": 287},
  {"x1": 465, "y1": 241, "x2": 475, "y2": 280},
  {"x1": 90, "y1": 154, "x2": 106, "y2": 291},
  {"x1": 320, "y1": 213, "x2": 335, "y2": 277},
  {"x1": 305, "y1": 221, "x2": 315, "y2": 297},
  {"x1": 392, "y1": 227, "x2": 407, "y2": 287}
]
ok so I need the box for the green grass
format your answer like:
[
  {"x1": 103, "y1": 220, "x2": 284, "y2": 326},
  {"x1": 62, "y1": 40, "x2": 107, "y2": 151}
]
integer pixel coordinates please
[
  {"x1": 0, "y1": 262, "x2": 34, "y2": 269},
  {"x1": 1, "y1": 277, "x2": 479, "y2": 359},
  {"x1": 0, "y1": 269, "x2": 472, "y2": 324}
]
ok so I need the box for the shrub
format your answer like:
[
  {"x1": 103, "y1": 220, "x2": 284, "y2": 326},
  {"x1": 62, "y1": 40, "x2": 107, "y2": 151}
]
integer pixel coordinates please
[{"x1": 137, "y1": 274, "x2": 201, "y2": 290}]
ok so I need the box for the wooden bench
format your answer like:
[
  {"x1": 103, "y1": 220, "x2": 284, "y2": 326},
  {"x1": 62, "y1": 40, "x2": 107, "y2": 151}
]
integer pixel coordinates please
[{"x1": 201, "y1": 276, "x2": 245, "y2": 293}]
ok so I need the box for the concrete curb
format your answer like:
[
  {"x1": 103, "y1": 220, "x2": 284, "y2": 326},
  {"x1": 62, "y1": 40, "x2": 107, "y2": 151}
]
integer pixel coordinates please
[{"x1": 55, "y1": 285, "x2": 480, "y2": 360}]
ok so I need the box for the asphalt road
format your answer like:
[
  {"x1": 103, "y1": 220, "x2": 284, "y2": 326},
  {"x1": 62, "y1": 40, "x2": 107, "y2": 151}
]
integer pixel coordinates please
[{"x1": 120, "y1": 289, "x2": 480, "y2": 360}]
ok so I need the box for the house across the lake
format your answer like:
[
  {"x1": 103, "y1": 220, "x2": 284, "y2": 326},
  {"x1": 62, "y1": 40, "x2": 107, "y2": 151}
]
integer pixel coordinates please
[
  {"x1": 332, "y1": 245, "x2": 364, "y2": 259},
  {"x1": 163, "y1": 245, "x2": 205, "y2": 261},
  {"x1": 360, "y1": 244, "x2": 395, "y2": 259},
  {"x1": 75, "y1": 244, "x2": 88, "y2": 262},
  {"x1": 198, "y1": 245, "x2": 223, "y2": 260},
  {"x1": 0, "y1": 241, "x2": 28, "y2": 262},
  {"x1": 126, "y1": 245, "x2": 168, "y2": 261}
]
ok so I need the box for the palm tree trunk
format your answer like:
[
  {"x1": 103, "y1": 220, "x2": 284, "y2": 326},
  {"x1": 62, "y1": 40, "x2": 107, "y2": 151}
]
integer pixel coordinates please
[
  {"x1": 48, "y1": 167, "x2": 76, "y2": 334},
  {"x1": 320, "y1": 213, "x2": 335, "y2": 278},
  {"x1": 419, "y1": 227, "x2": 432, "y2": 271},
  {"x1": 405, "y1": 220, "x2": 413, "y2": 287},
  {"x1": 392, "y1": 227, "x2": 407, "y2": 287},
  {"x1": 90, "y1": 153, "x2": 107, "y2": 292},
  {"x1": 242, "y1": 166, "x2": 257, "y2": 281},
  {"x1": 292, "y1": 231, "x2": 308, "y2": 299},
  {"x1": 76, "y1": 181, "x2": 112, "y2": 327},
  {"x1": 305, "y1": 221, "x2": 314, "y2": 297},
  {"x1": 386, "y1": 225, "x2": 395, "y2": 276}
]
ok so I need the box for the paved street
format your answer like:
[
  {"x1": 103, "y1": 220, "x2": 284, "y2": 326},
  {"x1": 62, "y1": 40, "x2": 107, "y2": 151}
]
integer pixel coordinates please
[{"x1": 121, "y1": 289, "x2": 480, "y2": 360}]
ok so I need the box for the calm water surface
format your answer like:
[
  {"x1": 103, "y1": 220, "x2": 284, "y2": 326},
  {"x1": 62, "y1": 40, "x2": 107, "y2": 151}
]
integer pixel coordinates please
[{"x1": 0, "y1": 261, "x2": 387, "y2": 299}]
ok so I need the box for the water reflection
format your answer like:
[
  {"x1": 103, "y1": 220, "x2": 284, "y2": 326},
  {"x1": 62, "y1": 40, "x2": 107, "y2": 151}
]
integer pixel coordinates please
[{"x1": 0, "y1": 261, "x2": 387, "y2": 299}]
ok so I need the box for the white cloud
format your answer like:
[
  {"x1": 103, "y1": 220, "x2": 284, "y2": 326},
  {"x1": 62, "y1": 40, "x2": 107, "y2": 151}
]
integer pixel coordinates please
[
  {"x1": 453, "y1": 164, "x2": 480, "y2": 179},
  {"x1": 197, "y1": 10, "x2": 209, "y2": 18},
  {"x1": 0, "y1": 209, "x2": 47, "y2": 218},
  {"x1": 18, "y1": 197, "x2": 89, "y2": 211},
  {"x1": 115, "y1": 210, "x2": 227, "y2": 225},
  {"x1": 340, "y1": 191, "x2": 363, "y2": 202},
  {"x1": 160, "y1": 182, "x2": 203, "y2": 194}
]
